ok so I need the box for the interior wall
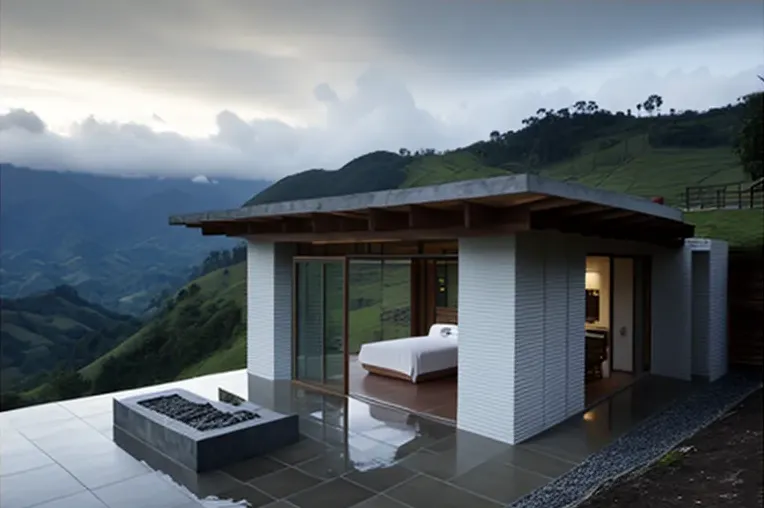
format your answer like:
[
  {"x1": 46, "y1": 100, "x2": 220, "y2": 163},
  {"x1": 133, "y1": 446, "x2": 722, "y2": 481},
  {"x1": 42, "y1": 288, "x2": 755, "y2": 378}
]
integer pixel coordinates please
[
  {"x1": 586, "y1": 256, "x2": 611, "y2": 377},
  {"x1": 585, "y1": 256, "x2": 611, "y2": 329},
  {"x1": 612, "y1": 258, "x2": 635, "y2": 373}
]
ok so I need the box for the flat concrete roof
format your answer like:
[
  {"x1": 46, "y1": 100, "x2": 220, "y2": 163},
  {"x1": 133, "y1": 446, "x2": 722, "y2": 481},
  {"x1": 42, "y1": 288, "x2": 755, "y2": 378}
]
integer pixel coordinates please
[
  {"x1": 169, "y1": 173, "x2": 693, "y2": 246},
  {"x1": 170, "y1": 173, "x2": 683, "y2": 225}
]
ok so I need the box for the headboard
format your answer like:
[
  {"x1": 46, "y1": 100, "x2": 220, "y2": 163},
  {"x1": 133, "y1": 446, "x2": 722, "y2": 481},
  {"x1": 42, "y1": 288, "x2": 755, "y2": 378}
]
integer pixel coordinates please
[{"x1": 435, "y1": 306, "x2": 458, "y2": 325}]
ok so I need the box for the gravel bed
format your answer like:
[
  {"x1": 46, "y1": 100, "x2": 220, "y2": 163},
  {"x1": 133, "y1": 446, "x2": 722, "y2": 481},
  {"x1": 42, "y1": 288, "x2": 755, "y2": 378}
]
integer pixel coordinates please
[{"x1": 508, "y1": 370, "x2": 763, "y2": 508}]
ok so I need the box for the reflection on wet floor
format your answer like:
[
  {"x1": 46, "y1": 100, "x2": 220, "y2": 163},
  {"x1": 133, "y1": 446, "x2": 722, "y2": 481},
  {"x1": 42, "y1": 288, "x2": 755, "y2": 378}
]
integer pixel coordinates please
[{"x1": 0, "y1": 370, "x2": 696, "y2": 508}]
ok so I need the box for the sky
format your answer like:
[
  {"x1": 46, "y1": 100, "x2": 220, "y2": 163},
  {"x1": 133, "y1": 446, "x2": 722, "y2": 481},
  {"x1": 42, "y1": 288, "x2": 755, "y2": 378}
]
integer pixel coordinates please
[{"x1": 1, "y1": 0, "x2": 763, "y2": 181}]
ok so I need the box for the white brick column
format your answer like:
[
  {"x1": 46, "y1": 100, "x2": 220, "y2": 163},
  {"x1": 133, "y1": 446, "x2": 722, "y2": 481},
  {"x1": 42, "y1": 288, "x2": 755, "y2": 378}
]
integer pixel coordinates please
[
  {"x1": 706, "y1": 240, "x2": 729, "y2": 381},
  {"x1": 457, "y1": 235, "x2": 518, "y2": 443},
  {"x1": 246, "y1": 240, "x2": 295, "y2": 380},
  {"x1": 457, "y1": 232, "x2": 585, "y2": 445},
  {"x1": 687, "y1": 239, "x2": 729, "y2": 382},
  {"x1": 651, "y1": 246, "x2": 692, "y2": 380}
]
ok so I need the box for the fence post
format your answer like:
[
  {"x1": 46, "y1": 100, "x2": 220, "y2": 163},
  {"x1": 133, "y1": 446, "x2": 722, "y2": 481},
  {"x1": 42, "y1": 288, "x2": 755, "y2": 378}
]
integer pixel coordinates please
[
  {"x1": 685, "y1": 187, "x2": 690, "y2": 210},
  {"x1": 738, "y1": 183, "x2": 742, "y2": 209}
]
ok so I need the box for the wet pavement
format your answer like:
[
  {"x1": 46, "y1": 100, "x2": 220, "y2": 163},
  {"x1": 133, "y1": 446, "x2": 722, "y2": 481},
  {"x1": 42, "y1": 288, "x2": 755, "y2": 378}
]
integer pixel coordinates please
[{"x1": 0, "y1": 370, "x2": 693, "y2": 508}]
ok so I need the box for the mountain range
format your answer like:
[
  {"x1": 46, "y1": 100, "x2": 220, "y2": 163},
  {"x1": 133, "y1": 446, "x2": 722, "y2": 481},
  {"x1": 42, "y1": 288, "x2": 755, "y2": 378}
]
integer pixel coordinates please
[{"x1": 0, "y1": 164, "x2": 269, "y2": 314}]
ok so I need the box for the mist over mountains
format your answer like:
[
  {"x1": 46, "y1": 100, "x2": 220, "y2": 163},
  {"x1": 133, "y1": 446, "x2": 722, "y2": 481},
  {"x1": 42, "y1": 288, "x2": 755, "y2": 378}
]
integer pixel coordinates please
[{"x1": 0, "y1": 164, "x2": 269, "y2": 313}]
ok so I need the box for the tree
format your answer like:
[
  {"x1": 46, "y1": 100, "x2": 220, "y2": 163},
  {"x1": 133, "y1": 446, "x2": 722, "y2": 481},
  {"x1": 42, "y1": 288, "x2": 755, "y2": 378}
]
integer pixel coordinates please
[
  {"x1": 398, "y1": 148, "x2": 410, "y2": 157},
  {"x1": 489, "y1": 131, "x2": 501, "y2": 142},
  {"x1": 636, "y1": 103, "x2": 642, "y2": 116},
  {"x1": 735, "y1": 90, "x2": 763, "y2": 179},
  {"x1": 50, "y1": 369, "x2": 91, "y2": 400}
]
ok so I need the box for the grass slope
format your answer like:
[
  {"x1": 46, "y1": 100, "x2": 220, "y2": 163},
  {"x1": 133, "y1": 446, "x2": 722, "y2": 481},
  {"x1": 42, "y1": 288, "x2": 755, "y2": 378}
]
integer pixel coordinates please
[
  {"x1": 1, "y1": 286, "x2": 139, "y2": 389},
  {"x1": 81, "y1": 262, "x2": 246, "y2": 381},
  {"x1": 686, "y1": 209, "x2": 764, "y2": 249}
]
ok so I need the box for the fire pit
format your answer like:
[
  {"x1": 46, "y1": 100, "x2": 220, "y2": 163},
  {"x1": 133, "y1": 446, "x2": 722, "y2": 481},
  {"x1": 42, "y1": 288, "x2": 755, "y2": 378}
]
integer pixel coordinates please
[
  {"x1": 137, "y1": 394, "x2": 259, "y2": 430},
  {"x1": 113, "y1": 388, "x2": 298, "y2": 472}
]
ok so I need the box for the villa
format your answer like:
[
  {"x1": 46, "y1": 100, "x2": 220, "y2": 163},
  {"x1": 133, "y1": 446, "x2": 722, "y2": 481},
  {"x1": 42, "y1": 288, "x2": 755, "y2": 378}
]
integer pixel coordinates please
[{"x1": 169, "y1": 173, "x2": 730, "y2": 445}]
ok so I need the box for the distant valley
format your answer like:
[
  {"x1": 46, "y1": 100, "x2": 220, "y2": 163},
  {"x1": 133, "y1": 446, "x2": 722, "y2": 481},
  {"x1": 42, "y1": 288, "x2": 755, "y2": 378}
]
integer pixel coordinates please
[{"x1": 0, "y1": 164, "x2": 269, "y2": 314}]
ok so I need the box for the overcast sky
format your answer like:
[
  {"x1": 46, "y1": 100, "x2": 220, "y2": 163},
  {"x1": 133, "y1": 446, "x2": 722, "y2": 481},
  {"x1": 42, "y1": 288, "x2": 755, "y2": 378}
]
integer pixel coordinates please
[{"x1": 1, "y1": 0, "x2": 763, "y2": 181}]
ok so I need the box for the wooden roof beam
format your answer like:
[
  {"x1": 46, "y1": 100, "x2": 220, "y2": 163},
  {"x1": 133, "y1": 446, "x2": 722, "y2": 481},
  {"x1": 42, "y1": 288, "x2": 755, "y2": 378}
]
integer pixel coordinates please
[
  {"x1": 368, "y1": 208, "x2": 408, "y2": 231},
  {"x1": 408, "y1": 205, "x2": 462, "y2": 229},
  {"x1": 463, "y1": 202, "x2": 530, "y2": 230},
  {"x1": 311, "y1": 214, "x2": 367, "y2": 233}
]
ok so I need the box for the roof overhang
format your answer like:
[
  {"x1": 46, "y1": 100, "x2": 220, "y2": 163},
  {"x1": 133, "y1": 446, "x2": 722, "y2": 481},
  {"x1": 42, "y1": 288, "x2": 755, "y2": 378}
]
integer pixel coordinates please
[{"x1": 169, "y1": 174, "x2": 693, "y2": 247}]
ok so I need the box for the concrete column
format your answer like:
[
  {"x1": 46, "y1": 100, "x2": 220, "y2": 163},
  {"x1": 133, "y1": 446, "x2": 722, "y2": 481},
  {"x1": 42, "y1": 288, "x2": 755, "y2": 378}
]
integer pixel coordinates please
[
  {"x1": 687, "y1": 239, "x2": 729, "y2": 381},
  {"x1": 457, "y1": 232, "x2": 585, "y2": 445},
  {"x1": 246, "y1": 240, "x2": 295, "y2": 380},
  {"x1": 707, "y1": 240, "x2": 729, "y2": 381},
  {"x1": 651, "y1": 246, "x2": 692, "y2": 380}
]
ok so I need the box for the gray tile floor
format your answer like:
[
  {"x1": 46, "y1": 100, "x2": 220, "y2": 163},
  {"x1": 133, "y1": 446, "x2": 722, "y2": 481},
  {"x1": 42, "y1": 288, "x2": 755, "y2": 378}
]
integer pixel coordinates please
[{"x1": 0, "y1": 370, "x2": 692, "y2": 508}]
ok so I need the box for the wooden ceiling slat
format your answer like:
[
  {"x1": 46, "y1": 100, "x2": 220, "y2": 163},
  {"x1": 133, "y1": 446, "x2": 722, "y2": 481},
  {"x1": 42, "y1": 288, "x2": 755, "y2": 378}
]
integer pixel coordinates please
[{"x1": 197, "y1": 195, "x2": 690, "y2": 247}]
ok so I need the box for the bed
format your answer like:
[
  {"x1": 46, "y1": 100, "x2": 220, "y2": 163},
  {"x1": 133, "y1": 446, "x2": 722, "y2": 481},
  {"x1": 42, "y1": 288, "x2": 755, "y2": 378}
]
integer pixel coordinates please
[{"x1": 358, "y1": 323, "x2": 459, "y2": 383}]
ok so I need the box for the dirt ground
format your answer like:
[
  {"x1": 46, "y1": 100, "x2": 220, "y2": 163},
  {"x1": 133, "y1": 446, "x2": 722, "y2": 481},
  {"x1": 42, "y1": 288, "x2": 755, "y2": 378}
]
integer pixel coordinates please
[{"x1": 579, "y1": 388, "x2": 763, "y2": 508}]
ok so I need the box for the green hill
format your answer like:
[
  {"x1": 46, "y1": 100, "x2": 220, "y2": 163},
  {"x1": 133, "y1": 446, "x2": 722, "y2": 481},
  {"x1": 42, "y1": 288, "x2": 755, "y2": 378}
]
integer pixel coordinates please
[
  {"x1": 246, "y1": 101, "x2": 749, "y2": 209},
  {"x1": 80, "y1": 262, "x2": 247, "y2": 389},
  {"x1": 0, "y1": 285, "x2": 140, "y2": 391},
  {"x1": 9, "y1": 94, "x2": 762, "y2": 411}
]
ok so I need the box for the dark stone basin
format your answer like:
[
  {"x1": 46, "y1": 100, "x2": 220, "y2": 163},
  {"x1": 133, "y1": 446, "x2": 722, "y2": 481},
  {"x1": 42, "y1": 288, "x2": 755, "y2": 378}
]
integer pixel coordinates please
[{"x1": 114, "y1": 388, "x2": 299, "y2": 472}]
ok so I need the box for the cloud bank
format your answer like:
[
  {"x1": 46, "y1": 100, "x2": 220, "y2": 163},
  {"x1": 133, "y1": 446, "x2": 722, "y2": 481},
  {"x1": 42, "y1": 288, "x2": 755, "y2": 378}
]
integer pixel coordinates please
[{"x1": 1, "y1": 65, "x2": 762, "y2": 181}]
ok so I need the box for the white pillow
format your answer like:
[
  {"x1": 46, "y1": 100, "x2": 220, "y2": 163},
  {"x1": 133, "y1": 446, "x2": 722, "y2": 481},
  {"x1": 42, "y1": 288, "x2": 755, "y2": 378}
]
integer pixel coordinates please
[{"x1": 429, "y1": 324, "x2": 459, "y2": 339}]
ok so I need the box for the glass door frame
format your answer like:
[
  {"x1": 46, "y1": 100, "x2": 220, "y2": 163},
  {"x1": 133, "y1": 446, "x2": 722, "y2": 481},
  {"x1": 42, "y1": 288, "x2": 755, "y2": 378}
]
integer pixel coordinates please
[
  {"x1": 346, "y1": 254, "x2": 457, "y2": 338},
  {"x1": 291, "y1": 253, "x2": 458, "y2": 396},
  {"x1": 292, "y1": 256, "x2": 350, "y2": 395}
]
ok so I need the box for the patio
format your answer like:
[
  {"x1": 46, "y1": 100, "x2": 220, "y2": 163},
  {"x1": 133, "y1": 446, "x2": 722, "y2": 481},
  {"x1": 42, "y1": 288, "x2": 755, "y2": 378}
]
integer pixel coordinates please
[{"x1": 0, "y1": 370, "x2": 694, "y2": 508}]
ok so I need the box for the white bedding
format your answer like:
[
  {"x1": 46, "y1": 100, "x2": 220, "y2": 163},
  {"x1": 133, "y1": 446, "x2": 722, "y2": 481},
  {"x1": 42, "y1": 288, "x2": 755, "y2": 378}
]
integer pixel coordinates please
[{"x1": 358, "y1": 324, "x2": 458, "y2": 382}]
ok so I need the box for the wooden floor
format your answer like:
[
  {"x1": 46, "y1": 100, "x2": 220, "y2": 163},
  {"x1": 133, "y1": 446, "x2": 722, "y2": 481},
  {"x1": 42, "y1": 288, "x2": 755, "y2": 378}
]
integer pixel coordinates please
[
  {"x1": 349, "y1": 355, "x2": 636, "y2": 423},
  {"x1": 349, "y1": 356, "x2": 457, "y2": 422}
]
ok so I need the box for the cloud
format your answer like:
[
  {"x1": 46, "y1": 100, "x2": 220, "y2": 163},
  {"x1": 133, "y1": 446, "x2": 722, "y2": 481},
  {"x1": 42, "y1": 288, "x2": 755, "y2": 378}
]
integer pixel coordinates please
[
  {"x1": 2, "y1": 0, "x2": 762, "y2": 114},
  {"x1": 1, "y1": 65, "x2": 762, "y2": 181},
  {"x1": 0, "y1": 109, "x2": 46, "y2": 134}
]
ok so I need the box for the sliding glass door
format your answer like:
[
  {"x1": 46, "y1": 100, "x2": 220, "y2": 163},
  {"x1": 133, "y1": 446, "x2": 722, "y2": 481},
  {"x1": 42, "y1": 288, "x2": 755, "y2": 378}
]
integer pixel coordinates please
[
  {"x1": 294, "y1": 259, "x2": 346, "y2": 392},
  {"x1": 347, "y1": 259, "x2": 412, "y2": 354}
]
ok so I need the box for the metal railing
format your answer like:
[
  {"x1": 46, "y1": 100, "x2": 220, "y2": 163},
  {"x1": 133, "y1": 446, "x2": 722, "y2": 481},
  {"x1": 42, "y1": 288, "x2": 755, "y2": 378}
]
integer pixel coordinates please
[{"x1": 682, "y1": 178, "x2": 764, "y2": 211}]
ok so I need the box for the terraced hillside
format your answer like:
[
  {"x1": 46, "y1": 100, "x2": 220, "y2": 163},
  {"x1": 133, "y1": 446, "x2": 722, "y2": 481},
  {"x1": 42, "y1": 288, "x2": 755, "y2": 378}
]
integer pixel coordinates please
[{"x1": 1, "y1": 285, "x2": 140, "y2": 390}]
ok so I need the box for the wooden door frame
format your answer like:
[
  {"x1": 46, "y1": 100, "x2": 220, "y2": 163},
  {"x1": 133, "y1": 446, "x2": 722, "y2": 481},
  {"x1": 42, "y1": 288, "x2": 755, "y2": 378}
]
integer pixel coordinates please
[{"x1": 292, "y1": 256, "x2": 348, "y2": 396}]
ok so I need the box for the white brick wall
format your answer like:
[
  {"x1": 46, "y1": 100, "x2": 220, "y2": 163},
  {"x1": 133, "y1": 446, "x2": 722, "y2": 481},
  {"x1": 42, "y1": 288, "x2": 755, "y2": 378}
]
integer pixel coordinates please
[
  {"x1": 565, "y1": 238, "x2": 586, "y2": 415},
  {"x1": 457, "y1": 235, "x2": 517, "y2": 443},
  {"x1": 457, "y1": 232, "x2": 585, "y2": 445},
  {"x1": 691, "y1": 252, "x2": 710, "y2": 377},
  {"x1": 651, "y1": 246, "x2": 692, "y2": 380},
  {"x1": 707, "y1": 240, "x2": 729, "y2": 381},
  {"x1": 246, "y1": 240, "x2": 295, "y2": 380}
]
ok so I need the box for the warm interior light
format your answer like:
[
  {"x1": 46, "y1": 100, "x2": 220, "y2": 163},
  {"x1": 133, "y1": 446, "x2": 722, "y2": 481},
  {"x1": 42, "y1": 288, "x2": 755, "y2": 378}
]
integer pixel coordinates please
[
  {"x1": 585, "y1": 271, "x2": 601, "y2": 290},
  {"x1": 583, "y1": 411, "x2": 596, "y2": 422}
]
